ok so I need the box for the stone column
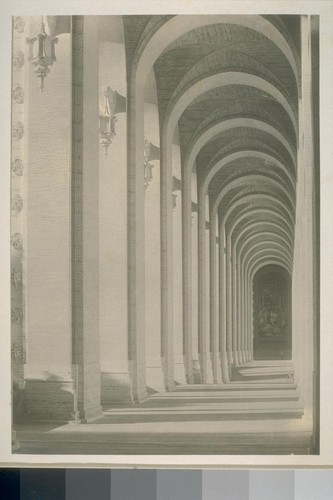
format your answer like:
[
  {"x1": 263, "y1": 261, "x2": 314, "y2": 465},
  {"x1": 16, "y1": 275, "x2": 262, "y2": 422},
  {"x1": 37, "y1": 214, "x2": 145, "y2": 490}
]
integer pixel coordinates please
[
  {"x1": 242, "y1": 264, "x2": 251, "y2": 362},
  {"x1": 144, "y1": 99, "x2": 164, "y2": 393},
  {"x1": 231, "y1": 238, "x2": 241, "y2": 366},
  {"x1": 237, "y1": 242, "x2": 248, "y2": 364},
  {"x1": 235, "y1": 248, "x2": 244, "y2": 365},
  {"x1": 205, "y1": 215, "x2": 214, "y2": 383},
  {"x1": 191, "y1": 210, "x2": 201, "y2": 383},
  {"x1": 23, "y1": 17, "x2": 77, "y2": 421},
  {"x1": 245, "y1": 265, "x2": 253, "y2": 361},
  {"x1": 216, "y1": 239, "x2": 222, "y2": 379},
  {"x1": 209, "y1": 203, "x2": 222, "y2": 382},
  {"x1": 225, "y1": 227, "x2": 234, "y2": 376},
  {"x1": 71, "y1": 16, "x2": 103, "y2": 422},
  {"x1": 218, "y1": 219, "x2": 230, "y2": 382},
  {"x1": 160, "y1": 120, "x2": 175, "y2": 391},
  {"x1": 181, "y1": 163, "x2": 195, "y2": 384},
  {"x1": 98, "y1": 33, "x2": 133, "y2": 405},
  {"x1": 127, "y1": 52, "x2": 149, "y2": 402},
  {"x1": 173, "y1": 185, "x2": 187, "y2": 385},
  {"x1": 198, "y1": 191, "x2": 214, "y2": 383}
]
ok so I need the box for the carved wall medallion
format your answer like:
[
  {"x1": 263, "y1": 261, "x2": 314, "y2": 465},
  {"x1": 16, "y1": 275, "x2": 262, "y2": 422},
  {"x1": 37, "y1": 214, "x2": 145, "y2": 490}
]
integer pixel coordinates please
[
  {"x1": 11, "y1": 343, "x2": 24, "y2": 361},
  {"x1": 11, "y1": 233, "x2": 23, "y2": 251},
  {"x1": 13, "y1": 51, "x2": 25, "y2": 70},
  {"x1": 11, "y1": 267, "x2": 23, "y2": 289},
  {"x1": 14, "y1": 17, "x2": 25, "y2": 33},
  {"x1": 11, "y1": 307, "x2": 23, "y2": 323},
  {"x1": 12, "y1": 86, "x2": 24, "y2": 104},
  {"x1": 11, "y1": 194, "x2": 23, "y2": 215},
  {"x1": 11, "y1": 159, "x2": 23, "y2": 176},
  {"x1": 12, "y1": 122, "x2": 24, "y2": 140}
]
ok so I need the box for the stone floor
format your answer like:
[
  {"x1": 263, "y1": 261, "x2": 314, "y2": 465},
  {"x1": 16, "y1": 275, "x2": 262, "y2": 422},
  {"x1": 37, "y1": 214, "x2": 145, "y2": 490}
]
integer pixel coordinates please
[{"x1": 14, "y1": 361, "x2": 313, "y2": 455}]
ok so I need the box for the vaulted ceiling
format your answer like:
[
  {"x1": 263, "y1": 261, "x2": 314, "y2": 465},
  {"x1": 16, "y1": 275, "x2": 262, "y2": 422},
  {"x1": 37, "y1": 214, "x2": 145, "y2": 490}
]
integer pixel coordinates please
[{"x1": 123, "y1": 15, "x2": 301, "y2": 275}]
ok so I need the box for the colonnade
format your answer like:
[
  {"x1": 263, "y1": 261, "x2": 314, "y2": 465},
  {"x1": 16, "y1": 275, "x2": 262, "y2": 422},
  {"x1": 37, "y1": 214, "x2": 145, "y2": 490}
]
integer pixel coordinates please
[{"x1": 11, "y1": 14, "x2": 318, "y2": 444}]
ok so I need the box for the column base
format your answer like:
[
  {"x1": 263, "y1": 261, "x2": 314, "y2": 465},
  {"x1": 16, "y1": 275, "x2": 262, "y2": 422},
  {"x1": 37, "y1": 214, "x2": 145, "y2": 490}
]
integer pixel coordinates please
[
  {"x1": 211, "y1": 352, "x2": 222, "y2": 383},
  {"x1": 74, "y1": 405, "x2": 104, "y2": 424},
  {"x1": 74, "y1": 362, "x2": 104, "y2": 422},
  {"x1": 129, "y1": 360, "x2": 149, "y2": 403},
  {"x1": 206, "y1": 357, "x2": 214, "y2": 384},
  {"x1": 174, "y1": 360, "x2": 187, "y2": 385},
  {"x1": 101, "y1": 371, "x2": 133, "y2": 406},
  {"x1": 226, "y1": 352, "x2": 234, "y2": 381},
  {"x1": 146, "y1": 363, "x2": 166, "y2": 394},
  {"x1": 220, "y1": 352, "x2": 231, "y2": 383},
  {"x1": 161, "y1": 357, "x2": 175, "y2": 391},
  {"x1": 192, "y1": 359, "x2": 202, "y2": 383},
  {"x1": 238, "y1": 350, "x2": 247, "y2": 366},
  {"x1": 184, "y1": 355, "x2": 194, "y2": 384},
  {"x1": 199, "y1": 354, "x2": 214, "y2": 384},
  {"x1": 233, "y1": 350, "x2": 242, "y2": 367}
]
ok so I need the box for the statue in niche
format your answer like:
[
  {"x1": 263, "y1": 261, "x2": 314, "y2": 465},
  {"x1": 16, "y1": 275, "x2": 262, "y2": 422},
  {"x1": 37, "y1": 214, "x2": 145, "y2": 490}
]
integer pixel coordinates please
[{"x1": 258, "y1": 280, "x2": 288, "y2": 338}]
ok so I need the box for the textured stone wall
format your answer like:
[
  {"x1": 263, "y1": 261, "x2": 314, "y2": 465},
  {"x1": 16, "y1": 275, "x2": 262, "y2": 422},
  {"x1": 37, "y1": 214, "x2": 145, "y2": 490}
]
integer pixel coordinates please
[
  {"x1": 23, "y1": 17, "x2": 73, "y2": 420},
  {"x1": 11, "y1": 17, "x2": 27, "y2": 391}
]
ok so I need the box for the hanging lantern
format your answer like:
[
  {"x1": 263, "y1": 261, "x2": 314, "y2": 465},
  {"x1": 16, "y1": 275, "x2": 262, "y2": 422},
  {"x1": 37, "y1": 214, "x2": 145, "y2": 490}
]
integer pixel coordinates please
[
  {"x1": 144, "y1": 138, "x2": 160, "y2": 188},
  {"x1": 99, "y1": 87, "x2": 126, "y2": 158},
  {"x1": 172, "y1": 193, "x2": 178, "y2": 210},
  {"x1": 26, "y1": 17, "x2": 58, "y2": 92},
  {"x1": 99, "y1": 87, "x2": 114, "y2": 158},
  {"x1": 144, "y1": 163, "x2": 154, "y2": 188}
]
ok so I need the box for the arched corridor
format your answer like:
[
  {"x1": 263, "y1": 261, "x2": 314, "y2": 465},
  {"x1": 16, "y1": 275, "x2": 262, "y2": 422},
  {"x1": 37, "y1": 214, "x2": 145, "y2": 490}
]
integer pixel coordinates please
[
  {"x1": 253, "y1": 265, "x2": 292, "y2": 361},
  {"x1": 11, "y1": 14, "x2": 319, "y2": 455}
]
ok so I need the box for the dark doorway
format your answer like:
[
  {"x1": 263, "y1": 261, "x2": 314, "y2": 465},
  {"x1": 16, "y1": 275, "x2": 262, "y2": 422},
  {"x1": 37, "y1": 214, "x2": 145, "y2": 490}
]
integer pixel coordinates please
[{"x1": 253, "y1": 265, "x2": 292, "y2": 360}]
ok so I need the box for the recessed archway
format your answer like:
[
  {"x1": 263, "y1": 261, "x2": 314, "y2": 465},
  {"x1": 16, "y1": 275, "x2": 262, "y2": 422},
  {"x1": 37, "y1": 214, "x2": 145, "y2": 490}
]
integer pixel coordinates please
[{"x1": 253, "y1": 264, "x2": 292, "y2": 360}]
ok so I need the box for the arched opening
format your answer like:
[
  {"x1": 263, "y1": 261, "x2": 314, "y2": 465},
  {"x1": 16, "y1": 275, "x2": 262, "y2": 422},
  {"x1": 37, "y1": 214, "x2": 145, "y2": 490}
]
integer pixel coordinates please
[
  {"x1": 10, "y1": 13, "x2": 320, "y2": 457},
  {"x1": 253, "y1": 265, "x2": 292, "y2": 360}
]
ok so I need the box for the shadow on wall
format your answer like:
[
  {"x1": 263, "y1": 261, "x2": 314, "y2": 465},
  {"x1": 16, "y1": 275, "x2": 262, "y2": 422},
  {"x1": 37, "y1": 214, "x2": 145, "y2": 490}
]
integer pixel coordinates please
[{"x1": 13, "y1": 376, "x2": 77, "y2": 424}]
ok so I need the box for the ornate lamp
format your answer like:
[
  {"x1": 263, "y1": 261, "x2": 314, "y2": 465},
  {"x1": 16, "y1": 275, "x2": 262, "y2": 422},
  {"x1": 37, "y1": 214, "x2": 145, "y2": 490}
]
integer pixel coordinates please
[
  {"x1": 172, "y1": 193, "x2": 178, "y2": 210},
  {"x1": 172, "y1": 176, "x2": 181, "y2": 209},
  {"x1": 26, "y1": 17, "x2": 58, "y2": 92},
  {"x1": 99, "y1": 87, "x2": 126, "y2": 158},
  {"x1": 144, "y1": 138, "x2": 160, "y2": 188}
]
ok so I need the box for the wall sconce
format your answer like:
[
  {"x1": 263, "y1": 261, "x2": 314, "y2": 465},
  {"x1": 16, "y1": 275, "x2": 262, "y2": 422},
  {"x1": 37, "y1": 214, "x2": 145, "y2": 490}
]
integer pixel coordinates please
[
  {"x1": 99, "y1": 86, "x2": 126, "y2": 158},
  {"x1": 26, "y1": 17, "x2": 58, "y2": 93},
  {"x1": 144, "y1": 138, "x2": 160, "y2": 188},
  {"x1": 172, "y1": 193, "x2": 178, "y2": 210},
  {"x1": 172, "y1": 176, "x2": 181, "y2": 210}
]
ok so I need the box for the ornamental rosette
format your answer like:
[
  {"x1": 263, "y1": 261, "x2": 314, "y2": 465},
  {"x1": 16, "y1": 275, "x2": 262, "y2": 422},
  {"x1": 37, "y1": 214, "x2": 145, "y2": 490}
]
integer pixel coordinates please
[
  {"x1": 11, "y1": 308, "x2": 23, "y2": 323},
  {"x1": 11, "y1": 159, "x2": 24, "y2": 176},
  {"x1": 11, "y1": 194, "x2": 23, "y2": 215},
  {"x1": 13, "y1": 51, "x2": 25, "y2": 70},
  {"x1": 14, "y1": 17, "x2": 25, "y2": 33},
  {"x1": 12, "y1": 86, "x2": 24, "y2": 104},
  {"x1": 11, "y1": 233, "x2": 23, "y2": 251},
  {"x1": 12, "y1": 122, "x2": 24, "y2": 140}
]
